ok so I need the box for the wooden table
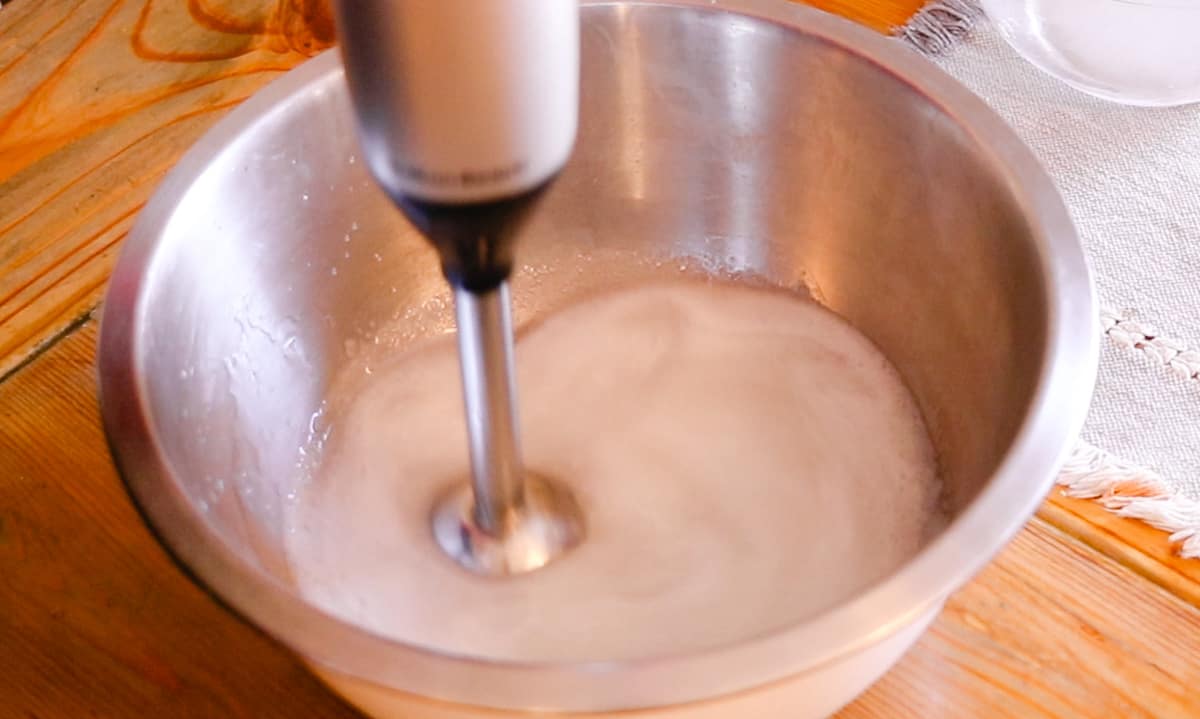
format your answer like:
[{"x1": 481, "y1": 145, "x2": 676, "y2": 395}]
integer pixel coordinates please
[{"x1": 2, "y1": 1, "x2": 1198, "y2": 717}]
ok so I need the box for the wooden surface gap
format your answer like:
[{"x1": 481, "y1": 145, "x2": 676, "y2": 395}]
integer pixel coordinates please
[{"x1": 0, "y1": 305, "x2": 93, "y2": 386}]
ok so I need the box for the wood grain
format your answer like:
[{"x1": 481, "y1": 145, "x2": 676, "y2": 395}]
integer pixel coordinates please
[
  {"x1": 1040, "y1": 494, "x2": 1200, "y2": 609},
  {"x1": 2, "y1": 321, "x2": 1198, "y2": 718},
  {"x1": 806, "y1": 0, "x2": 926, "y2": 31},
  {"x1": 0, "y1": 0, "x2": 334, "y2": 380},
  {"x1": 843, "y1": 521, "x2": 1200, "y2": 719},
  {"x1": 0, "y1": 321, "x2": 357, "y2": 718}
]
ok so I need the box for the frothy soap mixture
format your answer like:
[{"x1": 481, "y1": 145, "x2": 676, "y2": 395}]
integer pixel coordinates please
[{"x1": 285, "y1": 279, "x2": 943, "y2": 662}]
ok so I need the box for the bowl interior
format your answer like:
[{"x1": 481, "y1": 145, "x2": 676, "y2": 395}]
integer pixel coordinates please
[{"x1": 130, "y1": 1, "x2": 1044, "y2": 666}]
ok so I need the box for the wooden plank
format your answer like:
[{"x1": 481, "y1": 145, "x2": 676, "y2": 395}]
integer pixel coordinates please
[
  {"x1": 0, "y1": 0, "x2": 334, "y2": 379},
  {"x1": 1040, "y1": 494, "x2": 1200, "y2": 609},
  {"x1": 805, "y1": 0, "x2": 926, "y2": 32},
  {"x1": 2, "y1": 321, "x2": 1198, "y2": 718},
  {"x1": 0, "y1": 321, "x2": 358, "y2": 718},
  {"x1": 844, "y1": 519, "x2": 1200, "y2": 718}
]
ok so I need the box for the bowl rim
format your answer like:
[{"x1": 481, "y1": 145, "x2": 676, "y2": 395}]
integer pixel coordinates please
[{"x1": 98, "y1": 0, "x2": 1097, "y2": 711}]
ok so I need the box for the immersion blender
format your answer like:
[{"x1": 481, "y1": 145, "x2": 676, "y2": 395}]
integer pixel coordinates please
[{"x1": 332, "y1": 0, "x2": 584, "y2": 576}]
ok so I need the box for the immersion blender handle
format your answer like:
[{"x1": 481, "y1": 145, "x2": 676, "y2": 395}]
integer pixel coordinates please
[
  {"x1": 332, "y1": 0, "x2": 580, "y2": 204},
  {"x1": 331, "y1": 2, "x2": 588, "y2": 575}
]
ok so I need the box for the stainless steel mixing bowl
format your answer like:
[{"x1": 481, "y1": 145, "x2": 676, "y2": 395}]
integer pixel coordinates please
[{"x1": 98, "y1": 0, "x2": 1096, "y2": 716}]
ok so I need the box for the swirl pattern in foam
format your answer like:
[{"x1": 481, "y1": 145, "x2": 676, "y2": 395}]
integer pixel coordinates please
[{"x1": 285, "y1": 279, "x2": 943, "y2": 663}]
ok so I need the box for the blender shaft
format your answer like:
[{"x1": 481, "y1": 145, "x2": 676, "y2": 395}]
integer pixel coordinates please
[{"x1": 453, "y1": 282, "x2": 527, "y2": 534}]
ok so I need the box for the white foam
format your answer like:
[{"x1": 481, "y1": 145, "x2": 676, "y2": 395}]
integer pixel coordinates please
[{"x1": 285, "y1": 279, "x2": 943, "y2": 663}]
